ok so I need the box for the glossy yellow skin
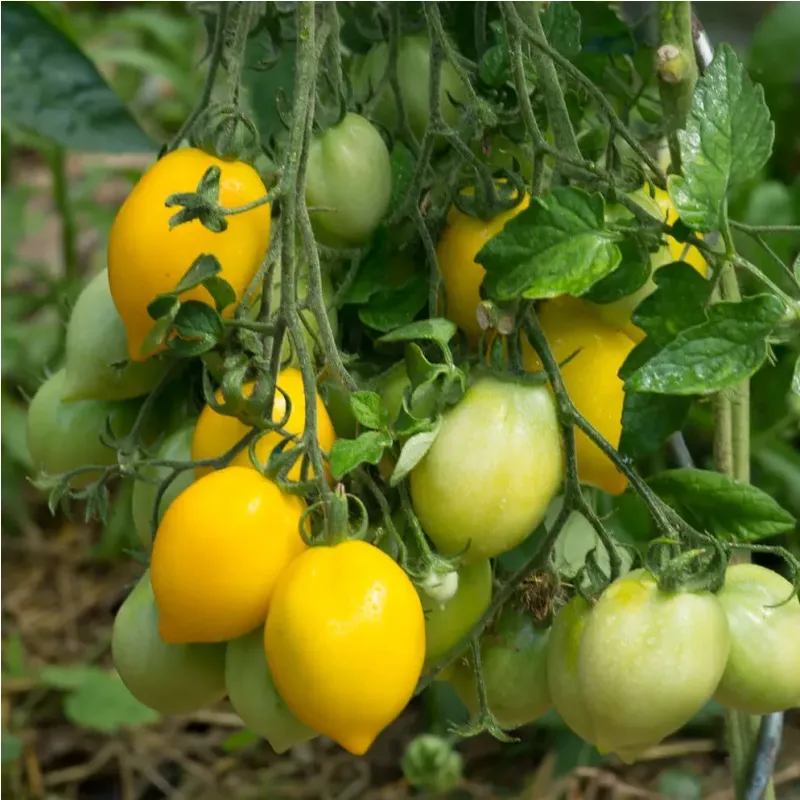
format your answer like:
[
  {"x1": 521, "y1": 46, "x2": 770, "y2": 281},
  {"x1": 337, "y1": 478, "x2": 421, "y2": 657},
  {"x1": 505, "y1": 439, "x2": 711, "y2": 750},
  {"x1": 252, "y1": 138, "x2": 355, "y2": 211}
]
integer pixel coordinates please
[
  {"x1": 191, "y1": 368, "x2": 336, "y2": 483},
  {"x1": 150, "y1": 466, "x2": 306, "y2": 644},
  {"x1": 523, "y1": 296, "x2": 635, "y2": 496},
  {"x1": 437, "y1": 194, "x2": 530, "y2": 344},
  {"x1": 265, "y1": 540, "x2": 426, "y2": 755},
  {"x1": 108, "y1": 148, "x2": 271, "y2": 361},
  {"x1": 410, "y1": 375, "x2": 563, "y2": 562}
]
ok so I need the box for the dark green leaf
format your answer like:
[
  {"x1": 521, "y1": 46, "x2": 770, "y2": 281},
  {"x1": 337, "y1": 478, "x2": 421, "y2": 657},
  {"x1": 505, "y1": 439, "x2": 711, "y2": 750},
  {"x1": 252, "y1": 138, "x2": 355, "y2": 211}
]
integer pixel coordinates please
[
  {"x1": 626, "y1": 295, "x2": 784, "y2": 395},
  {"x1": 378, "y1": 318, "x2": 457, "y2": 346},
  {"x1": 0, "y1": 3, "x2": 153, "y2": 152},
  {"x1": 359, "y1": 277, "x2": 428, "y2": 332},
  {"x1": 139, "y1": 316, "x2": 172, "y2": 358},
  {"x1": 388, "y1": 143, "x2": 416, "y2": 216},
  {"x1": 620, "y1": 393, "x2": 692, "y2": 458},
  {"x1": 203, "y1": 275, "x2": 237, "y2": 312},
  {"x1": 147, "y1": 294, "x2": 180, "y2": 322},
  {"x1": 168, "y1": 301, "x2": 224, "y2": 356},
  {"x1": 244, "y1": 33, "x2": 295, "y2": 145},
  {"x1": 648, "y1": 468, "x2": 796, "y2": 541},
  {"x1": 64, "y1": 671, "x2": 159, "y2": 732},
  {"x1": 584, "y1": 237, "x2": 651, "y2": 304},
  {"x1": 349, "y1": 391, "x2": 385, "y2": 430},
  {"x1": 479, "y1": 188, "x2": 621, "y2": 301},
  {"x1": 343, "y1": 230, "x2": 391, "y2": 305},
  {"x1": 390, "y1": 425, "x2": 440, "y2": 486},
  {"x1": 174, "y1": 254, "x2": 222, "y2": 294},
  {"x1": 542, "y1": 1, "x2": 581, "y2": 59},
  {"x1": 329, "y1": 431, "x2": 392, "y2": 479},
  {"x1": 668, "y1": 45, "x2": 774, "y2": 232}
]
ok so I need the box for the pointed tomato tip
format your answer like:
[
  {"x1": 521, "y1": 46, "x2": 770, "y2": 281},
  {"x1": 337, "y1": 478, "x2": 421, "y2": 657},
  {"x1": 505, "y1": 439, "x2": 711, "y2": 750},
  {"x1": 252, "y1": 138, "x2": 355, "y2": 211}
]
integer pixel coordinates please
[{"x1": 335, "y1": 731, "x2": 377, "y2": 756}]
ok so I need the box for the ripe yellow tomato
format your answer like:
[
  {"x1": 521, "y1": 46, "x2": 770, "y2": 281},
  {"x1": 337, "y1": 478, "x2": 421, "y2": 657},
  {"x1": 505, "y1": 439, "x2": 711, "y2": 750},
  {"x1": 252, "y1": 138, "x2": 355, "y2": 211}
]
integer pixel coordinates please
[
  {"x1": 651, "y1": 185, "x2": 708, "y2": 276},
  {"x1": 108, "y1": 148, "x2": 271, "y2": 361},
  {"x1": 150, "y1": 466, "x2": 306, "y2": 644},
  {"x1": 437, "y1": 193, "x2": 530, "y2": 344},
  {"x1": 265, "y1": 540, "x2": 425, "y2": 755},
  {"x1": 191, "y1": 367, "x2": 336, "y2": 483},
  {"x1": 522, "y1": 296, "x2": 634, "y2": 496}
]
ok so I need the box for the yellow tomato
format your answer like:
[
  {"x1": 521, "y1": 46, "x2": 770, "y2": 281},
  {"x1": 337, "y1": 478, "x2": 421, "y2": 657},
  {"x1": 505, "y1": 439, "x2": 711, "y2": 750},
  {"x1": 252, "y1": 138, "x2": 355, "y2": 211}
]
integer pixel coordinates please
[
  {"x1": 522, "y1": 296, "x2": 634, "y2": 495},
  {"x1": 437, "y1": 193, "x2": 530, "y2": 344},
  {"x1": 265, "y1": 540, "x2": 426, "y2": 755},
  {"x1": 108, "y1": 148, "x2": 271, "y2": 361},
  {"x1": 191, "y1": 367, "x2": 336, "y2": 483},
  {"x1": 150, "y1": 466, "x2": 306, "y2": 644},
  {"x1": 651, "y1": 185, "x2": 708, "y2": 276}
]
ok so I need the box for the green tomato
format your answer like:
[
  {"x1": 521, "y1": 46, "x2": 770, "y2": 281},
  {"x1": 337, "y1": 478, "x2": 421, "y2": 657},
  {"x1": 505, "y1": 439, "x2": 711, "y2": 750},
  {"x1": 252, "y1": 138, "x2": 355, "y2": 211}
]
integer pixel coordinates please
[
  {"x1": 225, "y1": 627, "x2": 316, "y2": 754},
  {"x1": 449, "y1": 605, "x2": 551, "y2": 729},
  {"x1": 131, "y1": 425, "x2": 195, "y2": 550},
  {"x1": 112, "y1": 570, "x2": 227, "y2": 714},
  {"x1": 419, "y1": 560, "x2": 492, "y2": 667},
  {"x1": 374, "y1": 362, "x2": 411, "y2": 424},
  {"x1": 410, "y1": 375, "x2": 563, "y2": 562},
  {"x1": 350, "y1": 35, "x2": 469, "y2": 143},
  {"x1": 715, "y1": 564, "x2": 800, "y2": 714},
  {"x1": 306, "y1": 113, "x2": 391, "y2": 246},
  {"x1": 26, "y1": 368, "x2": 142, "y2": 488},
  {"x1": 62, "y1": 268, "x2": 170, "y2": 402},
  {"x1": 547, "y1": 596, "x2": 596, "y2": 745},
  {"x1": 578, "y1": 569, "x2": 730, "y2": 761}
]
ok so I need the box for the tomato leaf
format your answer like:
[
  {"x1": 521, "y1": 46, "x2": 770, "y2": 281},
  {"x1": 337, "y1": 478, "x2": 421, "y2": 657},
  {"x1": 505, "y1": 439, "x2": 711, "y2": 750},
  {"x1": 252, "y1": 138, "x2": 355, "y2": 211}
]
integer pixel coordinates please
[
  {"x1": 64, "y1": 671, "x2": 159, "y2": 733},
  {"x1": 378, "y1": 318, "x2": 457, "y2": 347},
  {"x1": 0, "y1": 3, "x2": 154, "y2": 153},
  {"x1": 174, "y1": 254, "x2": 222, "y2": 294},
  {"x1": 146, "y1": 294, "x2": 180, "y2": 322},
  {"x1": 168, "y1": 301, "x2": 224, "y2": 356},
  {"x1": 478, "y1": 188, "x2": 622, "y2": 301},
  {"x1": 390, "y1": 424, "x2": 440, "y2": 487},
  {"x1": 648, "y1": 468, "x2": 796, "y2": 541},
  {"x1": 625, "y1": 294, "x2": 785, "y2": 395},
  {"x1": 584, "y1": 237, "x2": 651, "y2": 304},
  {"x1": 358, "y1": 276, "x2": 428, "y2": 333},
  {"x1": 792, "y1": 355, "x2": 800, "y2": 398},
  {"x1": 388, "y1": 143, "x2": 416, "y2": 216},
  {"x1": 668, "y1": 45, "x2": 774, "y2": 232},
  {"x1": 349, "y1": 390, "x2": 386, "y2": 430},
  {"x1": 619, "y1": 394, "x2": 692, "y2": 459},
  {"x1": 543, "y1": 1, "x2": 582, "y2": 59},
  {"x1": 329, "y1": 431, "x2": 392, "y2": 480}
]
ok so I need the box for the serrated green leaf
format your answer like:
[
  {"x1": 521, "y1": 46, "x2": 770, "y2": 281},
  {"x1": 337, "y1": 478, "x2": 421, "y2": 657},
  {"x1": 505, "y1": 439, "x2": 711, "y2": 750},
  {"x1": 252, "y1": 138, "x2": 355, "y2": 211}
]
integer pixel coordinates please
[
  {"x1": 174, "y1": 254, "x2": 222, "y2": 294},
  {"x1": 378, "y1": 318, "x2": 457, "y2": 346},
  {"x1": 168, "y1": 301, "x2": 224, "y2": 356},
  {"x1": 350, "y1": 390, "x2": 385, "y2": 430},
  {"x1": 648, "y1": 468, "x2": 796, "y2": 541},
  {"x1": 620, "y1": 393, "x2": 692, "y2": 458},
  {"x1": 64, "y1": 671, "x2": 159, "y2": 733},
  {"x1": 359, "y1": 277, "x2": 428, "y2": 332},
  {"x1": 329, "y1": 431, "x2": 392, "y2": 479},
  {"x1": 584, "y1": 237, "x2": 651, "y2": 304},
  {"x1": 479, "y1": 188, "x2": 622, "y2": 301},
  {"x1": 147, "y1": 294, "x2": 180, "y2": 322},
  {"x1": 0, "y1": 3, "x2": 153, "y2": 152},
  {"x1": 668, "y1": 45, "x2": 774, "y2": 232},
  {"x1": 542, "y1": 1, "x2": 581, "y2": 59},
  {"x1": 626, "y1": 295, "x2": 784, "y2": 395},
  {"x1": 390, "y1": 424, "x2": 440, "y2": 486}
]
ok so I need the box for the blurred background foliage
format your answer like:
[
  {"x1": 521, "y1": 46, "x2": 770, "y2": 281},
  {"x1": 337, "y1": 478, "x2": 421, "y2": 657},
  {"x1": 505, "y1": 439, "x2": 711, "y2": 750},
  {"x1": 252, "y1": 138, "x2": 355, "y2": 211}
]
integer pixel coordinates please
[{"x1": 1, "y1": 1, "x2": 798, "y2": 798}]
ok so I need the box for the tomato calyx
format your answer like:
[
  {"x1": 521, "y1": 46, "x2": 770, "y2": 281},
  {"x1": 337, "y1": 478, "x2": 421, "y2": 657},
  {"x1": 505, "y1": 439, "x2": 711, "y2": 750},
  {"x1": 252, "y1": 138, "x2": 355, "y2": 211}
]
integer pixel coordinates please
[
  {"x1": 189, "y1": 101, "x2": 262, "y2": 164},
  {"x1": 452, "y1": 171, "x2": 527, "y2": 222}
]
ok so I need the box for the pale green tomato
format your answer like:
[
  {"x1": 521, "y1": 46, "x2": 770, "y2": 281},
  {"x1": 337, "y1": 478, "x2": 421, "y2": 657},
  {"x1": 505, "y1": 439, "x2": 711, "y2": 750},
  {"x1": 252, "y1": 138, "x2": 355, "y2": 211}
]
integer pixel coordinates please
[
  {"x1": 306, "y1": 113, "x2": 391, "y2": 246},
  {"x1": 715, "y1": 564, "x2": 800, "y2": 714},
  {"x1": 450, "y1": 605, "x2": 551, "y2": 729},
  {"x1": 410, "y1": 375, "x2": 563, "y2": 562},
  {"x1": 62, "y1": 268, "x2": 170, "y2": 402},
  {"x1": 131, "y1": 425, "x2": 195, "y2": 549},
  {"x1": 419, "y1": 560, "x2": 492, "y2": 667},
  {"x1": 225, "y1": 628, "x2": 316, "y2": 753},
  {"x1": 579, "y1": 569, "x2": 730, "y2": 761},
  {"x1": 112, "y1": 571, "x2": 227, "y2": 714},
  {"x1": 26, "y1": 369, "x2": 141, "y2": 488},
  {"x1": 350, "y1": 35, "x2": 469, "y2": 143},
  {"x1": 546, "y1": 596, "x2": 596, "y2": 745}
]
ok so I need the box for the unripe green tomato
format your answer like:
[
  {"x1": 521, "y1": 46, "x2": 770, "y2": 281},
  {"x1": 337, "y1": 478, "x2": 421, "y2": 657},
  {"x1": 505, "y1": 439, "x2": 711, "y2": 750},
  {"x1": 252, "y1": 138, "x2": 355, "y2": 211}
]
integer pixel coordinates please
[
  {"x1": 131, "y1": 425, "x2": 195, "y2": 550},
  {"x1": 714, "y1": 564, "x2": 800, "y2": 714},
  {"x1": 450, "y1": 605, "x2": 551, "y2": 729},
  {"x1": 547, "y1": 596, "x2": 596, "y2": 745},
  {"x1": 578, "y1": 569, "x2": 730, "y2": 761},
  {"x1": 26, "y1": 369, "x2": 142, "y2": 488},
  {"x1": 62, "y1": 269, "x2": 170, "y2": 402},
  {"x1": 418, "y1": 560, "x2": 492, "y2": 668},
  {"x1": 306, "y1": 113, "x2": 391, "y2": 246},
  {"x1": 351, "y1": 35, "x2": 469, "y2": 143},
  {"x1": 410, "y1": 375, "x2": 563, "y2": 562},
  {"x1": 111, "y1": 570, "x2": 227, "y2": 714},
  {"x1": 225, "y1": 627, "x2": 317, "y2": 753}
]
